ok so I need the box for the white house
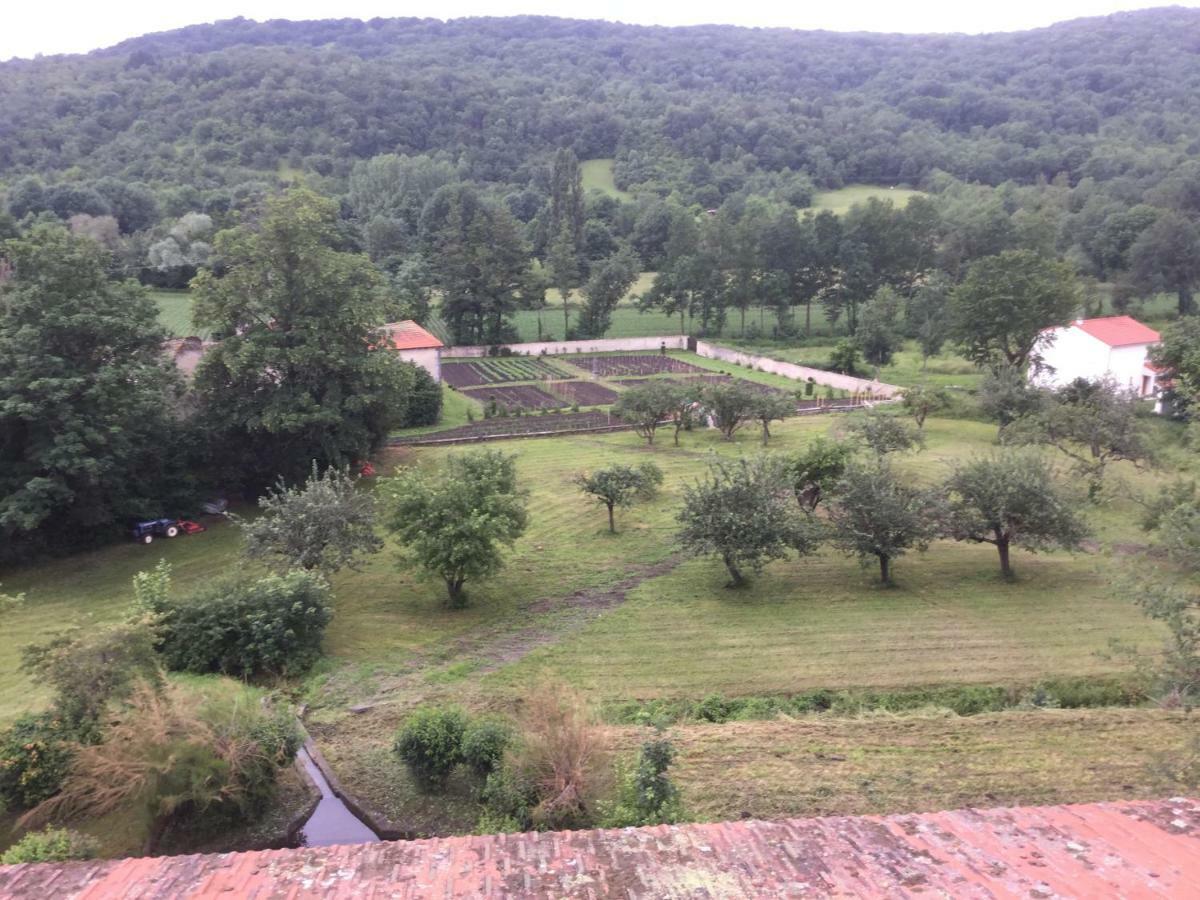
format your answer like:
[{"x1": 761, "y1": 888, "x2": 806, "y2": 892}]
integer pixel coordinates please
[
  {"x1": 382, "y1": 320, "x2": 444, "y2": 382},
  {"x1": 1030, "y1": 315, "x2": 1161, "y2": 397}
]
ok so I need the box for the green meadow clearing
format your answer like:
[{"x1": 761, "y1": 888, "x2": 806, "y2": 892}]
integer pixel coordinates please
[
  {"x1": 810, "y1": 183, "x2": 927, "y2": 215},
  {"x1": 580, "y1": 158, "x2": 632, "y2": 201},
  {"x1": 3, "y1": 400, "x2": 1192, "y2": 835}
]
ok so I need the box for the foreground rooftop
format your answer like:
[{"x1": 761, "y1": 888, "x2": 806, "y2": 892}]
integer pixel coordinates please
[{"x1": 1, "y1": 797, "x2": 1197, "y2": 898}]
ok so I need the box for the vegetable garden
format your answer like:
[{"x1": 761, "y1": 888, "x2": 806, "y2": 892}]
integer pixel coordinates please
[
  {"x1": 572, "y1": 355, "x2": 707, "y2": 377},
  {"x1": 460, "y1": 384, "x2": 565, "y2": 410},
  {"x1": 441, "y1": 358, "x2": 572, "y2": 388}
]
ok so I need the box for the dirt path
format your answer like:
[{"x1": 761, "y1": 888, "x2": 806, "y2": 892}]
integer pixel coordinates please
[{"x1": 344, "y1": 552, "x2": 686, "y2": 710}]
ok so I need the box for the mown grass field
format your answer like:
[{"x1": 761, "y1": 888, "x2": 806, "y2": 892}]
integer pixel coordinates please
[
  {"x1": 152, "y1": 289, "x2": 206, "y2": 338},
  {"x1": 580, "y1": 158, "x2": 632, "y2": 201},
  {"x1": 4, "y1": 413, "x2": 1173, "y2": 725},
  {"x1": 3, "y1": 399, "x2": 1191, "y2": 840},
  {"x1": 810, "y1": 184, "x2": 926, "y2": 215}
]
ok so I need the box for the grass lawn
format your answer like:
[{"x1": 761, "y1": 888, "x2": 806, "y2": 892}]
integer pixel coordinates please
[
  {"x1": 727, "y1": 339, "x2": 983, "y2": 392},
  {"x1": 810, "y1": 184, "x2": 926, "y2": 215},
  {"x1": 580, "y1": 158, "x2": 631, "y2": 201},
  {"x1": 3, "y1": 406, "x2": 1191, "y2": 844},
  {"x1": 657, "y1": 708, "x2": 1193, "y2": 821},
  {"x1": 152, "y1": 289, "x2": 206, "y2": 338}
]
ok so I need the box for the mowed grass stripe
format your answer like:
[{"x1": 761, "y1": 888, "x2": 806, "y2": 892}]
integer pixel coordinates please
[
  {"x1": 654, "y1": 708, "x2": 1191, "y2": 821},
  {"x1": 485, "y1": 543, "x2": 1157, "y2": 699}
]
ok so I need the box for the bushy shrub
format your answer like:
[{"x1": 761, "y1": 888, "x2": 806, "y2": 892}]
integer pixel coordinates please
[
  {"x1": 20, "y1": 622, "x2": 161, "y2": 734},
  {"x1": 156, "y1": 571, "x2": 333, "y2": 678},
  {"x1": 478, "y1": 765, "x2": 538, "y2": 832},
  {"x1": 603, "y1": 731, "x2": 682, "y2": 827},
  {"x1": 507, "y1": 684, "x2": 609, "y2": 830},
  {"x1": 401, "y1": 365, "x2": 443, "y2": 427},
  {"x1": 695, "y1": 693, "x2": 735, "y2": 723},
  {"x1": 0, "y1": 714, "x2": 74, "y2": 810},
  {"x1": 394, "y1": 705, "x2": 468, "y2": 789},
  {"x1": 18, "y1": 682, "x2": 297, "y2": 836},
  {"x1": 461, "y1": 718, "x2": 511, "y2": 778},
  {"x1": 1, "y1": 827, "x2": 98, "y2": 865}
]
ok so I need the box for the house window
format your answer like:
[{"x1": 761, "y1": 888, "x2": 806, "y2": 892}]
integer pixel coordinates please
[{"x1": 1141, "y1": 375, "x2": 1151, "y2": 396}]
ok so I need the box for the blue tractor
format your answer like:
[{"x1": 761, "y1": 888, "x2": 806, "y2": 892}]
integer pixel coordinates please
[{"x1": 131, "y1": 518, "x2": 181, "y2": 544}]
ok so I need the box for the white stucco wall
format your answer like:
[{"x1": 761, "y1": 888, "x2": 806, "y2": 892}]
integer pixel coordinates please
[
  {"x1": 693, "y1": 341, "x2": 900, "y2": 397},
  {"x1": 1032, "y1": 327, "x2": 1155, "y2": 395},
  {"x1": 397, "y1": 347, "x2": 442, "y2": 382},
  {"x1": 443, "y1": 336, "x2": 688, "y2": 358}
]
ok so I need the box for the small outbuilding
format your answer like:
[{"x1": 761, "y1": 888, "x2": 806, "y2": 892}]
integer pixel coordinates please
[
  {"x1": 1031, "y1": 315, "x2": 1161, "y2": 397},
  {"x1": 381, "y1": 320, "x2": 444, "y2": 382}
]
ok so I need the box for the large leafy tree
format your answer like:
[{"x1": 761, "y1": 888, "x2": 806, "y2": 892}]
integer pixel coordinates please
[
  {"x1": 677, "y1": 455, "x2": 818, "y2": 587},
  {"x1": 576, "y1": 246, "x2": 640, "y2": 338},
  {"x1": 0, "y1": 225, "x2": 184, "y2": 560},
  {"x1": 1152, "y1": 317, "x2": 1200, "y2": 418},
  {"x1": 240, "y1": 462, "x2": 383, "y2": 574},
  {"x1": 950, "y1": 250, "x2": 1079, "y2": 370},
  {"x1": 1129, "y1": 211, "x2": 1200, "y2": 316},
  {"x1": 1007, "y1": 378, "x2": 1152, "y2": 497},
  {"x1": 944, "y1": 451, "x2": 1087, "y2": 578},
  {"x1": 826, "y1": 459, "x2": 940, "y2": 584},
  {"x1": 192, "y1": 189, "x2": 413, "y2": 489},
  {"x1": 420, "y1": 184, "x2": 532, "y2": 344},
  {"x1": 386, "y1": 450, "x2": 529, "y2": 606},
  {"x1": 612, "y1": 381, "x2": 680, "y2": 445}
]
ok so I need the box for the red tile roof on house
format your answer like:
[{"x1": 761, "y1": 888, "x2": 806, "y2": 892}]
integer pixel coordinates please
[
  {"x1": 2, "y1": 797, "x2": 1197, "y2": 898},
  {"x1": 383, "y1": 320, "x2": 444, "y2": 351},
  {"x1": 1073, "y1": 315, "x2": 1161, "y2": 347}
]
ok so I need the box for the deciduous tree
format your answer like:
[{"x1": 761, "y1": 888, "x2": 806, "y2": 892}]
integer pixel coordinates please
[
  {"x1": 826, "y1": 459, "x2": 940, "y2": 584},
  {"x1": 847, "y1": 412, "x2": 923, "y2": 456},
  {"x1": 0, "y1": 225, "x2": 185, "y2": 561},
  {"x1": 751, "y1": 392, "x2": 795, "y2": 446},
  {"x1": 702, "y1": 380, "x2": 759, "y2": 441},
  {"x1": 676, "y1": 455, "x2": 817, "y2": 587},
  {"x1": 577, "y1": 246, "x2": 640, "y2": 338},
  {"x1": 1007, "y1": 378, "x2": 1151, "y2": 497},
  {"x1": 192, "y1": 189, "x2": 415, "y2": 490},
  {"x1": 785, "y1": 438, "x2": 854, "y2": 511},
  {"x1": 613, "y1": 381, "x2": 679, "y2": 445},
  {"x1": 944, "y1": 450, "x2": 1087, "y2": 578},
  {"x1": 901, "y1": 384, "x2": 951, "y2": 430},
  {"x1": 386, "y1": 450, "x2": 529, "y2": 606},
  {"x1": 574, "y1": 462, "x2": 663, "y2": 533},
  {"x1": 240, "y1": 462, "x2": 383, "y2": 574},
  {"x1": 950, "y1": 250, "x2": 1078, "y2": 370}
]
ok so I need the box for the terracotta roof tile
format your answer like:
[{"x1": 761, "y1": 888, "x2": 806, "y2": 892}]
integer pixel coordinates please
[
  {"x1": 382, "y1": 320, "x2": 444, "y2": 351},
  {"x1": 2, "y1": 798, "x2": 1198, "y2": 898},
  {"x1": 1074, "y1": 315, "x2": 1161, "y2": 347}
]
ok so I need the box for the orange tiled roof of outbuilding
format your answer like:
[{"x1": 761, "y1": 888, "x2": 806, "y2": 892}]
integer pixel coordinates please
[
  {"x1": 1, "y1": 797, "x2": 1198, "y2": 898},
  {"x1": 1073, "y1": 315, "x2": 1161, "y2": 347},
  {"x1": 382, "y1": 320, "x2": 444, "y2": 351}
]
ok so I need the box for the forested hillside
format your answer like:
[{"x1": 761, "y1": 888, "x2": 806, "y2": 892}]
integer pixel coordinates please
[{"x1": 2, "y1": 9, "x2": 1200, "y2": 203}]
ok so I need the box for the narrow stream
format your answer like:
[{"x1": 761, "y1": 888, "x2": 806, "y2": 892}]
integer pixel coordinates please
[{"x1": 294, "y1": 745, "x2": 381, "y2": 847}]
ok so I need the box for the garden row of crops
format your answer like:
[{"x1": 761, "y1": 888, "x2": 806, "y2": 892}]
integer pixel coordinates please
[
  {"x1": 460, "y1": 384, "x2": 566, "y2": 410},
  {"x1": 441, "y1": 357, "x2": 571, "y2": 387},
  {"x1": 571, "y1": 355, "x2": 706, "y2": 377},
  {"x1": 546, "y1": 380, "x2": 621, "y2": 406},
  {"x1": 394, "y1": 411, "x2": 626, "y2": 445}
]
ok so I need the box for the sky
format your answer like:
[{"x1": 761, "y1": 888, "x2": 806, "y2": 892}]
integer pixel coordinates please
[{"x1": 2, "y1": 0, "x2": 1196, "y2": 61}]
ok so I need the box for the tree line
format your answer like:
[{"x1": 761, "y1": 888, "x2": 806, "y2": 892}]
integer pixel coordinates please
[{"x1": 0, "y1": 189, "x2": 440, "y2": 563}]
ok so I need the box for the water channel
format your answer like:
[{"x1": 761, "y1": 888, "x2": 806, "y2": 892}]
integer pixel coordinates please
[{"x1": 293, "y1": 745, "x2": 381, "y2": 847}]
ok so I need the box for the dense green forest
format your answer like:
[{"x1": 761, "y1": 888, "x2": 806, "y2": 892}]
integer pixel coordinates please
[
  {"x1": 3, "y1": 10, "x2": 1200, "y2": 196},
  {"x1": 6, "y1": 9, "x2": 1200, "y2": 559},
  {"x1": 1, "y1": 10, "x2": 1199, "y2": 338}
]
